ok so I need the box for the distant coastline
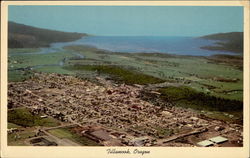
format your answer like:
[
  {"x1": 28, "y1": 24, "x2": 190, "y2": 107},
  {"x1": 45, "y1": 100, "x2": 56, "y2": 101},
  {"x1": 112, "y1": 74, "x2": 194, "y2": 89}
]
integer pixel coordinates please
[
  {"x1": 8, "y1": 21, "x2": 87, "y2": 48},
  {"x1": 66, "y1": 35, "x2": 237, "y2": 56},
  {"x1": 199, "y1": 32, "x2": 243, "y2": 53},
  {"x1": 8, "y1": 22, "x2": 243, "y2": 57}
]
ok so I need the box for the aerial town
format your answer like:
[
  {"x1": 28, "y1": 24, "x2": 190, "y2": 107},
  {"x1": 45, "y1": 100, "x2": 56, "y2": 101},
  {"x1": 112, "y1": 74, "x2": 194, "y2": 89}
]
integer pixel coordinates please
[{"x1": 8, "y1": 73, "x2": 243, "y2": 147}]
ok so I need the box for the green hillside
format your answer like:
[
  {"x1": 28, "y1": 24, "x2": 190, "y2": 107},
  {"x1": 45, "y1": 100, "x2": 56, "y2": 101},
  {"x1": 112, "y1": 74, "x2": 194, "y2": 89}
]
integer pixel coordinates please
[
  {"x1": 8, "y1": 21, "x2": 87, "y2": 48},
  {"x1": 200, "y1": 32, "x2": 243, "y2": 53}
]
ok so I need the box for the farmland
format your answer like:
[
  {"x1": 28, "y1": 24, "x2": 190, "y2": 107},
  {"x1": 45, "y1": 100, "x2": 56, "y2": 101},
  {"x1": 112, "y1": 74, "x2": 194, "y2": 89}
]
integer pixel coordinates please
[{"x1": 7, "y1": 34, "x2": 243, "y2": 147}]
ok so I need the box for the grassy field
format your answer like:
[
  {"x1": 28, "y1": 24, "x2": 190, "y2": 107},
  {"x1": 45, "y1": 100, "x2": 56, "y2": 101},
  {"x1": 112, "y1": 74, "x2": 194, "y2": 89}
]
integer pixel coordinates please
[
  {"x1": 8, "y1": 108, "x2": 60, "y2": 127},
  {"x1": 9, "y1": 48, "x2": 41, "y2": 54},
  {"x1": 7, "y1": 122, "x2": 36, "y2": 146},
  {"x1": 48, "y1": 128, "x2": 101, "y2": 146},
  {"x1": 7, "y1": 108, "x2": 61, "y2": 145},
  {"x1": 8, "y1": 50, "x2": 74, "y2": 69},
  {"x1": 8, "y1": 129, "x2": 36, "y2": 146},
  {"x1": 8, "y1": 48, "x2": 76, "y2": 82},
  {"x1": 8, "y1": 122, "x2": 21, "y2": 129}
]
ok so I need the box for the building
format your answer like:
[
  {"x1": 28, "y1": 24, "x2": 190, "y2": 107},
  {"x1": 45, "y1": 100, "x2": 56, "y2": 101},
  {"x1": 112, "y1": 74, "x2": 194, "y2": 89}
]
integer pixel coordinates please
[
  {"x1": 209, "y1": 136, "x2": 228, "y2": 144},
  {"x1": 197, "y1": 140, "x2": 214, "y2": 147},
  {"x1": 197, "y1": 136, "x2": 228, "y2": 147}
]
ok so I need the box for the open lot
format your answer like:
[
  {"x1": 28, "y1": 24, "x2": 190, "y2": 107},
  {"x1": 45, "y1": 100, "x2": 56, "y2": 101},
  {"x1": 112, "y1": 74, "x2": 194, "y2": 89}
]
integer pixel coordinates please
[{"x1": 47, "y1": 127, "x2": 101, "y2": 146}]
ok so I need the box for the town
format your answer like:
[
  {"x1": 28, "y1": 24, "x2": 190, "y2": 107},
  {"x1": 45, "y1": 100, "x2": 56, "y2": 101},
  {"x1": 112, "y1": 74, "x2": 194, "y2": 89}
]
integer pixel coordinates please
[{"x1": 8, "y1": 73, "x2": 243, "y2": 147}]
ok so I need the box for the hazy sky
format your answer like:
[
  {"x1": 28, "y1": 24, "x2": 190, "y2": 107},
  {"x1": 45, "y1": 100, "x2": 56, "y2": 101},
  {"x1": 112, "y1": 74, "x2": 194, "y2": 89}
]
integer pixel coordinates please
[{"x1": 9, "y1": 6, "x2": 243, "y2": 36}]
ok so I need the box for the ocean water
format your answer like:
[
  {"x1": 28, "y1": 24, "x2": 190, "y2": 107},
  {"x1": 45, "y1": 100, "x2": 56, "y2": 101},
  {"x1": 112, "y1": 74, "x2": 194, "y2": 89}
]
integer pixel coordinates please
[{"x1": 71, "y1": 36, "x2": 235, "y2": 56}]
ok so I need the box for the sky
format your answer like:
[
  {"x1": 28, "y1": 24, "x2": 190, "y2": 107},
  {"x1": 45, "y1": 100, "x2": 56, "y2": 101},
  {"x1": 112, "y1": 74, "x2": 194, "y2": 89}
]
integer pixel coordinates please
[{"x1": 8, "y1": 6, "x2": 243, "y2": 36}]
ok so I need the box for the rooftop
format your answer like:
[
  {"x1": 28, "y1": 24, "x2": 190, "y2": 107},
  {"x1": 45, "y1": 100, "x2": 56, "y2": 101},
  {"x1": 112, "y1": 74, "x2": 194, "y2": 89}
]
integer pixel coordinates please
[
  {"x1": 209, "y1": 136, "x2": 228, "y2": 144},
  {"x1": 197, "y1": 140, "x2": 214, "y2": 147},
  {"x1": 90, "y1": 130, "x2": 112, "y2": 141}
]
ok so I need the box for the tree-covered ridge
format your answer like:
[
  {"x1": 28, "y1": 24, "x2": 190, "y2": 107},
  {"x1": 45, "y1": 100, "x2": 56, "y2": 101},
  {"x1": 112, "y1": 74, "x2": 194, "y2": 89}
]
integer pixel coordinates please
[
  {"x1": 159, "y1": 86, "x2": 243, "y2": 112},
  {"x1": 8, "y1": 21, "x2": 87, "y2": 48},
  {"x1": 200, "y1": 32, "x2": 243, "y2": 53}
]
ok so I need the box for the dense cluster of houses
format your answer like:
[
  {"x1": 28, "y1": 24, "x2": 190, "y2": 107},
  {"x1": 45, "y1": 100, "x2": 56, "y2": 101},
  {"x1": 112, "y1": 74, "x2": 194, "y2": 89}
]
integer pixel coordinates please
[{"x1": 8, "y1": 73, "x2": 243, "y2": 146}]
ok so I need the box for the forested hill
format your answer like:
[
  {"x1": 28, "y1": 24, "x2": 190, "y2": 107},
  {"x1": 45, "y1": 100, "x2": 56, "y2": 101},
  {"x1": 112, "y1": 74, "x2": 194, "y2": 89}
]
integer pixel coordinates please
[
  {"x1": 8, "y1": 21, "x2": 87, "y2": 48},
  {"x1": 200, "y1": 32, "x2": 243, "y2": 53}
]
